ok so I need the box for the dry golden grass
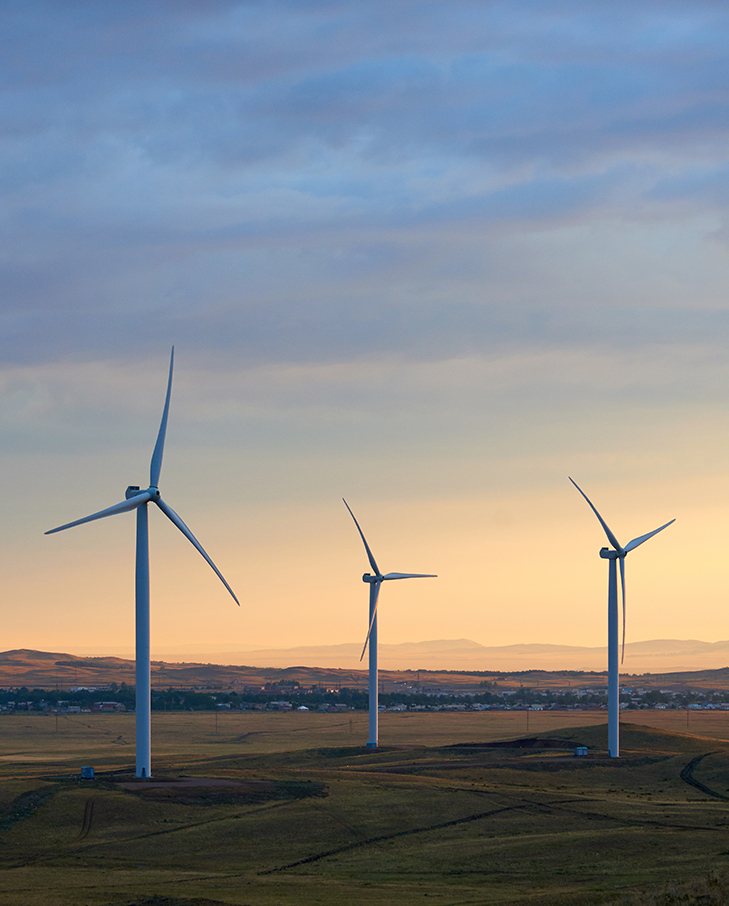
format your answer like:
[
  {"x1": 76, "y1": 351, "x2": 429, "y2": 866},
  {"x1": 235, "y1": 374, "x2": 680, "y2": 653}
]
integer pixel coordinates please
[
  {"x1": 3, "y1": 707, "x2": 728, "y2": 765},
  {"x1": 0, "y1": 708, "x2": 611, "y2": 771}
]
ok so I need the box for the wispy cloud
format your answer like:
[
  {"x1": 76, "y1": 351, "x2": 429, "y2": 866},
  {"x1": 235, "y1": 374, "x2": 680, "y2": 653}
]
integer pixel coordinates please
[{"x1": 2, "y1": 1, "x2": 729, "y2": 368}]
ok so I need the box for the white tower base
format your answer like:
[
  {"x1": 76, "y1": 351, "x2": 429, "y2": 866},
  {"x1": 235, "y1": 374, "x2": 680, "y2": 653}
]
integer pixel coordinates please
[
  {"x1": 135, "y1": 503, "x2": 152, "y2": 778},
  {"x1": 367, "y1": 582, "x2": 378, "y2": 749}
]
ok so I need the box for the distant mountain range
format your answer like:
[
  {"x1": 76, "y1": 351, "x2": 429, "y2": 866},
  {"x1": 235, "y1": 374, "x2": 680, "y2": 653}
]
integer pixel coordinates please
[
  {"x1": 153, "y1": 638, "x2": 729, "y2": 674},
  {"x1": 3, "y1": 641, "x2": 729, "y2": 688}
]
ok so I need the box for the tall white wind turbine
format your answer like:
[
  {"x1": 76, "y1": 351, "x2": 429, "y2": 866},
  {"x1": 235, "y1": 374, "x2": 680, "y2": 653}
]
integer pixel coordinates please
[
  {"x1": 569, "y1": 477, "x2": 673, "y2": 758},
  {"x1": 343, "y1": 499, "x2": 436, "y2": 748},
  {"x1": 46, "y1": 348, "x2": 239, "y2": 778}
]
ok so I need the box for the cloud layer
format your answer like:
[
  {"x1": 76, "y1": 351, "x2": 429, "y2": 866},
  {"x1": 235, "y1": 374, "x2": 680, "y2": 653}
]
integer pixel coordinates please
[{"x1": 3, "y1": 0, "x2": 729, "y2": 368}]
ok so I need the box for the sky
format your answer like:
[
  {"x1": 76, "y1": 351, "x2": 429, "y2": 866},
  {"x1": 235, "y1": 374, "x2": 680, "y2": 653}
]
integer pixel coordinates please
[{"x1": 2, "y1": 0, "x2": 729, "y2": 664}]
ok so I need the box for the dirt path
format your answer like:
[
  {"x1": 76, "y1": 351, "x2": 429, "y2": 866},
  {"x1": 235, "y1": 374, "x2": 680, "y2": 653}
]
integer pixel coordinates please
[
  {"x1": 75, "y1": 796, "x2": 95, "y2": 840},
  {"x1": 680, "y1": 752, "x2": 729, "y2": 801}
]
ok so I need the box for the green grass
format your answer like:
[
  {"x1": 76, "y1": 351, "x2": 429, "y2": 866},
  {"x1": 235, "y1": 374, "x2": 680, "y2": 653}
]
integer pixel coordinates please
[{"x1": 0, "y1": 711, "x2": 729, "y2": 904}]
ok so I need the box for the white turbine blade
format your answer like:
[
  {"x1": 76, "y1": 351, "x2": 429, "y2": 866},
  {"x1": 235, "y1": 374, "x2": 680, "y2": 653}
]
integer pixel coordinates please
[
  {"x1": 150, "y1": 347, "x2": 174, "y2": 488},
  {"x1": 624, "y1": 519, "x2": 675, "y2": 552},
  {"x1": 619, "y1": 557, "x2": 626, "y2": 665},
  {"x1": 343, "y1": 498, "x2": 381, "y2": 576},
  {"x1": 360, "y1": 581, "x2": 382, "y2": 662},
  {"x1": 383, "y1": 572, "x2": 437, "y2": 580},
  {"x1": 45, "y1": 491, "x2": 151, "y2": 534},
  {"x1": 155, "y1": 496, "x2": 240, "y2": 606},
  {"x1": 569, "y1": 477, "x2": 623, "y2": 552}
]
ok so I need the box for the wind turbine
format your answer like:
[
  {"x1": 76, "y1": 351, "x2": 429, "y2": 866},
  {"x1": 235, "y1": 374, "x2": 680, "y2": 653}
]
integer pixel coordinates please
[
  {"x1": 569, "y1": 477, "x2": 673, "y2": 758},
  {"x1": 343, "y1": 499, "x2": 436, "y2": 748},
  {"x1": 46, "y1": 348, "x2": 239, "y2": 778}
]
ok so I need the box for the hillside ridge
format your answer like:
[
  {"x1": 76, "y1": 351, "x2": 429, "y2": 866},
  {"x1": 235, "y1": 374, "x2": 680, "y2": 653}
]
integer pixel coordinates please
[{"x1": 4, "y1": 647, "x2": 729, "y2": 691}]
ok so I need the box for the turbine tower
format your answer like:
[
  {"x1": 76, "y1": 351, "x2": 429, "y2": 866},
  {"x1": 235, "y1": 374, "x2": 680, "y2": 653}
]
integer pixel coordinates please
[
  {"x1": 343, "y1": 499, "x2": 436, "y2": 749},
  {"x1": 46, "y1": 348, "x2": 239, "y2": 778},
  {"x1": 569, "y1": 477, "x2": 673, "y2": 758}
]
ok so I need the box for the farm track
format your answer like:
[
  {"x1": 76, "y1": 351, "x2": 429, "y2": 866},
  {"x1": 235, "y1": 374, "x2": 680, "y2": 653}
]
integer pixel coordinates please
[
  {"x1": 3, "y1": 796, "x2": 297, "y2": 871},
  {"x1": 259, "y1": 801, "x2": 526, "y2": 874},
  {"x1": 75, "y1": 796, "x2": 95, "y2": 840},
  {"x1": 261, "y1": 774, "x2": 729, "y2": 876},
  {"x1": 680, "y1": 752, "x2": 729, "y2": 800}
]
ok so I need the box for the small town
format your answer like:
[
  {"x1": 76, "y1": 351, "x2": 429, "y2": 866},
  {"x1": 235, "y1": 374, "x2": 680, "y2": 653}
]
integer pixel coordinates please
[{"x1": 2, "y1": 682, "x2": 729, "y2": 714}]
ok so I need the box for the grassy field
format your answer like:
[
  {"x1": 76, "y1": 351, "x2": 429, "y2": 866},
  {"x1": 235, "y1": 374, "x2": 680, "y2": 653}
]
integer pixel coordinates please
[{"x1": 1, "y1": 710, "x2": 729, "y2": 905}]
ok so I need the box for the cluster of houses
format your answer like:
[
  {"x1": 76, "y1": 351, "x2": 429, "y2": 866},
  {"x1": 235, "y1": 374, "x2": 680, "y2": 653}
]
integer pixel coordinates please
[
  {"x1": 0, "y1": 700, "x2": 126, "y2": 713},
  {"x1": 2, "y1": 682, "x2": 729, "y2": 714},
  {"x1": 234, "y1": 700, "x2": 350, "y2": 713},
  {"x1": 222, "y1": 685, "x2": 729, "y2": 713}
]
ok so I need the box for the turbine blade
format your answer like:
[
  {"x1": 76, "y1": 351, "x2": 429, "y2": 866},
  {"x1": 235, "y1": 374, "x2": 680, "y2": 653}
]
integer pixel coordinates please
[
  {"x1": 343, "y1": 498, "x2": 380, "y2": 576},
  {"x1": 155, "y1": 496, "x2": 239, "y2": 605},
  {"x1": 360, "y1": 581, "x2": 382, "y2": 662},
  {"x1": 150, "y1": 347, "x2": 174, "y2": 488},
  {"x1": 569, "y1": 477, "x2": 623, "y2": 552},
  {"x1": 624, "y1": 519, "x2": 675, "y2": 552},
  {"x1": 383, "y1": 572, "x2": 437, "y2": 580},
  {"x1": 45, "y1": 491, "x2": 151, "y2": 534},
  {"x1": 620, "y1": 557, "x2": 626, "y2": 665}
]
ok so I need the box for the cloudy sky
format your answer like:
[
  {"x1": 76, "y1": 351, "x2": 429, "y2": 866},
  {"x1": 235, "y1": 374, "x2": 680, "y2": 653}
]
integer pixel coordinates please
[{"x1": 2, "y1": 0, "x2": 729, "y2": 664}]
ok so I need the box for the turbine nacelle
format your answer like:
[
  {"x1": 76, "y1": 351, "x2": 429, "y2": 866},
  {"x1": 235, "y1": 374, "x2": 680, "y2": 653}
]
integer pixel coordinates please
[
  {"x1": 599, "y1": 547, "x2": 623, "y2": 560},
  {"x1": 126, "y1": 485, "x2": 160, "y2": 501},
  {"x1": 362, "y1": 573, "x2": 380, "y2": 584}
]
